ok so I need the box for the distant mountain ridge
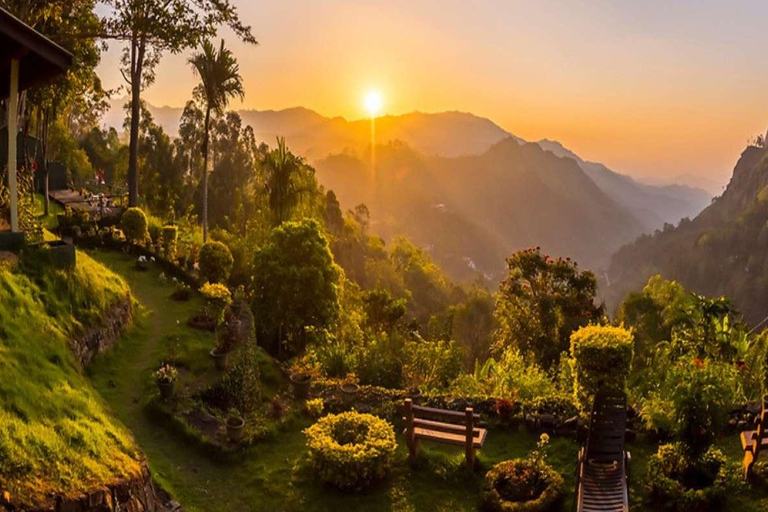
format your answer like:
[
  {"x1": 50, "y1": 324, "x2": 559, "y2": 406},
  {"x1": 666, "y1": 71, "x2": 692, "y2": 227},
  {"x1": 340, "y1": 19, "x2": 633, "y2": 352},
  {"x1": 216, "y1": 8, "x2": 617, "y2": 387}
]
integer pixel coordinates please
[{"x1": 104, "y1": 99, "x2": 709, "y2": 233}]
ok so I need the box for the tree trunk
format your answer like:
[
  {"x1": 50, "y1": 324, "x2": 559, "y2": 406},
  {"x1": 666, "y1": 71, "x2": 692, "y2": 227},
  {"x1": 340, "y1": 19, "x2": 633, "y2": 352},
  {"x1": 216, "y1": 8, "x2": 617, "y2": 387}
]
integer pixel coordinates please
[
  {"x1": 127, "y1": 37, "x2": 144, "y2": 207},
  {"x1": 202, "y1": 106, "x2": 211, "y2": 242}
]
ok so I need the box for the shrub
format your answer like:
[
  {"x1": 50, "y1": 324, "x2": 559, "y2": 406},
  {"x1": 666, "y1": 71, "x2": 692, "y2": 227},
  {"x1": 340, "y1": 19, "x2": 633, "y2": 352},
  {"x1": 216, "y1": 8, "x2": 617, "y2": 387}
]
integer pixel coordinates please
[
  {"x1": 641, "y1": 357, "x2": 740, "y2": 452},
  {"x1": 120, "y1": 207, "x2": 148, "y2": 244},
  {"x1": 200, "y1": 282, "x2": 232, "y2": 323},
  {"x1": 570, "y1": 325, "x2": 633, "y2": 412},
  {"x1": 162, "y1": 225, "x2": 178, "y2": 260},
  {"x1": 202, "y1": 344, "x2": 261, "y2": 413},
  {"x1": 403, "y1": 337, "x2": 463, "y2": 391},
  {"x1": 646, "y1": 443, "x2": 730, "y2": 511},
  {"x1": 199, "y1": 241, "x2": 234, "y2": 284},
  {"x1": 521, "y1": 394, "x2": 578, "y2": 420},
  {"x1": 304, "y1": 411, "x2": 397, "y2": 490},
  {"x1": 306, "y1": 398, "x2": 324, "y2": 419},
  {"x1": 353, "y1": 332, "x2": 406, "y2": 388},
  {"x1": 482, "y1": 435, "x2": 564, "y2": 512}
]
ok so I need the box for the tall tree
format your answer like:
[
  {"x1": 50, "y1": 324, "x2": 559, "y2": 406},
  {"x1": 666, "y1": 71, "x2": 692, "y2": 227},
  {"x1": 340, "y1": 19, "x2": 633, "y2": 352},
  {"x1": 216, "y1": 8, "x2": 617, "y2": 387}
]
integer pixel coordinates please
[
  {"x1": 263, "y1": 137, "x2": 307, "y2": 226},
  {"x1": 188, "y1": 39, "x2": 244, "y2": 242},
  {"x1": 493, "y1": 247, "x2": 604, "y2": 369},
  {"x1": 103, "y1": 0, "x2": 256, "y2": 207}
]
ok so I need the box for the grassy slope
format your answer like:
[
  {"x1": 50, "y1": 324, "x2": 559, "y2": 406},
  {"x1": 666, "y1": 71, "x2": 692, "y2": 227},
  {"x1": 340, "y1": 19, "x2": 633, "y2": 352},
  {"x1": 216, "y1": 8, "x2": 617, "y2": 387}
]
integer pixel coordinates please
[
  {"x1": 88, "y1": 250, "x2": 768, "y2": 512},
  {"x1": 0, "y1": 251, "x2": 142, "y2": 507}
]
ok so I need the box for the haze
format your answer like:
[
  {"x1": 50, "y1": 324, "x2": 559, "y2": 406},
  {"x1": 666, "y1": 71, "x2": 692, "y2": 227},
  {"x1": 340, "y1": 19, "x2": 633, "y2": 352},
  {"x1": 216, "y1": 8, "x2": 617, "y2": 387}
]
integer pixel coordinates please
[{"x1": 97, "y1": 0, "x2": 768, "y2": 188}]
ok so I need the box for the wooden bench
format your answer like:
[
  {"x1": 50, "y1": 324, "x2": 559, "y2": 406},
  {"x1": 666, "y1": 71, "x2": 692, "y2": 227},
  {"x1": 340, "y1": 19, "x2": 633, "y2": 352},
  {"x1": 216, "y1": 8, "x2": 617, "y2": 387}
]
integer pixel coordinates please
[
  {"x1": 741, "y1": 396, "x2": 768, "y2": 480},
  {"x1": 402, "y1": 398, "x2": 487, "y2": 469}
]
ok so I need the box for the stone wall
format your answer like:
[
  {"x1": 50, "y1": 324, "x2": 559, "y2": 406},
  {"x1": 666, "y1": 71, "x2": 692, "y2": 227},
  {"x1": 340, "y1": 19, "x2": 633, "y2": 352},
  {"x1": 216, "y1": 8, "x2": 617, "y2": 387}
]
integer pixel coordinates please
[
  {"x1": 68, "y1": 296, "x2": 132, "y2": 367},
  {"x1": 1, "y1": 466, "x2": 180, "y2": 512}
]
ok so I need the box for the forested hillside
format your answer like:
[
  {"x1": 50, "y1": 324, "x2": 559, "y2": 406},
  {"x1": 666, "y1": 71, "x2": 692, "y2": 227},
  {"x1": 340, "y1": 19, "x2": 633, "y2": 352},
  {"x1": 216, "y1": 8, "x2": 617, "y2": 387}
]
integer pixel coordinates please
[
  {"x1": 607, "y1": 143, "x2": 768, "y2": 324},
  {"x1": 316, "y1": 138, "x2": 644, "y2": 281}
]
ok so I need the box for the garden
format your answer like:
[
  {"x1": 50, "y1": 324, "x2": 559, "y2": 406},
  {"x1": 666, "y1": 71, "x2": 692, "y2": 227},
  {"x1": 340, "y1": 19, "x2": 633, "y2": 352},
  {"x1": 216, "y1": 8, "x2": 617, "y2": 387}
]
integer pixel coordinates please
[{"x1": 63, "y1": 203, "x2": 768, "y2": 512}]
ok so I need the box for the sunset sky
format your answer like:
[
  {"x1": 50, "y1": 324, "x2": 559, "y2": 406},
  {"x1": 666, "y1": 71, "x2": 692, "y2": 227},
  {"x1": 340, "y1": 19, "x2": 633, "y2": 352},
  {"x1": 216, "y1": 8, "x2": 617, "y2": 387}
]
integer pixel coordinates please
[{"x1": 97, "y1": 0, "x2": 768, "y2": 189}]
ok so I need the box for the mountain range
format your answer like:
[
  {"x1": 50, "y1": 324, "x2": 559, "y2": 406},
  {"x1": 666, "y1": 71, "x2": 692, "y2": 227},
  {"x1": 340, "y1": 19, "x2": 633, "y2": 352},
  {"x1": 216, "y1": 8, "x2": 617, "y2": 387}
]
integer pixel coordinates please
[{"x1": 104, "y1": 99, "x2": 712, "y2": 281}]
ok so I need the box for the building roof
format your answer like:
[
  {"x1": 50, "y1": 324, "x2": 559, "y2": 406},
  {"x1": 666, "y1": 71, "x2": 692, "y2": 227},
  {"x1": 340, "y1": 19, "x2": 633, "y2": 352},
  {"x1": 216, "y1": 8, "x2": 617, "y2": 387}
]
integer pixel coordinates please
[{"x1": 0, "y1": 7, "x2": 74, "y2": 99}]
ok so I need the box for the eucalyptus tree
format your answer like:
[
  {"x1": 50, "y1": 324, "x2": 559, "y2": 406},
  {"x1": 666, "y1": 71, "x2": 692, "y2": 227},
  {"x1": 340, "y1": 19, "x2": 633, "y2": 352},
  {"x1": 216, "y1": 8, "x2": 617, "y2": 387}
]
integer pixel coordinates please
[
  {"x1": 102, "y1": 0, "x2": 256, "y2": 207},
  {"x1": 188, "y1": 39, "x2": 244, "y2": 242}
]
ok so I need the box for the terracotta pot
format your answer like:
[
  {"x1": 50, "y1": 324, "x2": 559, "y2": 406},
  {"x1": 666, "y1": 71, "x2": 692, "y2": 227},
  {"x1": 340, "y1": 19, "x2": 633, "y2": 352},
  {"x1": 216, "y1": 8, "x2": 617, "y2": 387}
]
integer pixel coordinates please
[
  {"x1": 290, "y1": 373, "x2": 312, "y2": 400},
  {"x1": 210, "y1": 348, "x2": 229, "y2": 370},
  {"x1": 341, "y1": 383, "x2": 360, "y2": 404},
  {"x1": 157, "y1": 380, "x2": 174, "y2": 400},
  {"x1": 226, "y1": 417, "x2": 245, "y2": 442}
]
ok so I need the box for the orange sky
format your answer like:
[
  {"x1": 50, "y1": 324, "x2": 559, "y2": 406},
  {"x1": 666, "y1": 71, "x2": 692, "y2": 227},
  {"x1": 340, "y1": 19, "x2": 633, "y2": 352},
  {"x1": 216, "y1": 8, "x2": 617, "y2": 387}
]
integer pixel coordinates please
[{"x1": 97, "y1": 0, "x2": 768, "y2": 190}]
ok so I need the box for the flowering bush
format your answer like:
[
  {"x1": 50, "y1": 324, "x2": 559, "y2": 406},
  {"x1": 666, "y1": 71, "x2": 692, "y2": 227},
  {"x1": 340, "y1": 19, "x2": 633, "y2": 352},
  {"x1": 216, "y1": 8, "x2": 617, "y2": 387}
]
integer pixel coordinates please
[
  {"x1": 482, "y1": 434, "x2": 564, "y2": 512},
  {"x1": 199, "y1": 241, "x2": 234, "y2": 284},
  {"x1": 155, "y1": 364, "x2": 178, "y2": 384},
  {"x1": 120, "y1": 207, "x2": 148, "y2": 244},
  {"x1": 304, "y1": 411, "x2": 397, "y2": 490},
  {"x1": 570, "y1": 325, "x2": 633, "y2": 412},
  {"x1": 646, "y1": 443, "x2": 731, "y2": 511},
  {"x1": 200, "y1": 282, "x2": 232, "y2": 322},
  {"x1": 306, "y1": 398, "x2": 325, "y2": 419}
]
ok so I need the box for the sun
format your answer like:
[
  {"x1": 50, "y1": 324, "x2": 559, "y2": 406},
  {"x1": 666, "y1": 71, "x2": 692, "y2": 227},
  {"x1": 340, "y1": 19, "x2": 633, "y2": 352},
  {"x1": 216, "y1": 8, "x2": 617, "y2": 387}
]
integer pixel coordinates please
[{"x1": 364, "y1": 90, "x2": 383, "y2": 117}]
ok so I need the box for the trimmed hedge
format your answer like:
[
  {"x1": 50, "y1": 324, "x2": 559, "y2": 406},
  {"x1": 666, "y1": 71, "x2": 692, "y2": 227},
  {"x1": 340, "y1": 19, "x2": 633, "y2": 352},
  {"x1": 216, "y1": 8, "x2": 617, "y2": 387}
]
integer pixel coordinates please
[
  {"x1": 120, "y1": 207, "x2": 148, "y2": 244},
  {"x1": 570, "y1": 325, "x2": 633, "y2": 412},
  {"x1": 482, "y1": 459, "x2": 564, "y2": 512},
  {"x1": 646, "y1": 443, "x2": 730, "y2": 511},
  {"x1": 199, "y1": 241, "x2": 234, "y2": 284},
  {"x1": 304, "y1": 411, "x2": 396, "y2": 490}
]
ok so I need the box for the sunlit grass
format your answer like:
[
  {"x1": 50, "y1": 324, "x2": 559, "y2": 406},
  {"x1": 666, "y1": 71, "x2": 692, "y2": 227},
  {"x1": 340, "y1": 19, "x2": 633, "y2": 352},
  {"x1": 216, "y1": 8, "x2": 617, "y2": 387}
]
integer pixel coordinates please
[{"x1": 0, "y1": 251, "x2": 141, "y2": 507}]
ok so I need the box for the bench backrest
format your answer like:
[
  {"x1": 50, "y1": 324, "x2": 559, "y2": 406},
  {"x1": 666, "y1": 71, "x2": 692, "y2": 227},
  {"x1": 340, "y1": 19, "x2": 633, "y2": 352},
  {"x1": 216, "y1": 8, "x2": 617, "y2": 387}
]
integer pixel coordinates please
[
  {"x1": 753, "y1": 395, "x2": 768, "y2": 459},
  {"x1": 407, "y1": 401, "x2": 480, "y2": 425}
]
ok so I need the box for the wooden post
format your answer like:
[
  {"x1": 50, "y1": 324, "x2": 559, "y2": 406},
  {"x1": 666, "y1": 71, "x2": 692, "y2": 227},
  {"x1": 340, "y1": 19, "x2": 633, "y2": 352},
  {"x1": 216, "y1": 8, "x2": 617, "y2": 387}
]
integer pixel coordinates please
[
  {"x1": 8, "y1": 59, "x2": 19, "y2": 232},
  {"x1": 465, "y1": 407, "x2": 475, "y2": 470},
  {"x1": 744, "y1": 395, "x2": 768, "y2": 480},
  {"x1": 404, "y1": 399, "x2": 418, "y2": 460}
]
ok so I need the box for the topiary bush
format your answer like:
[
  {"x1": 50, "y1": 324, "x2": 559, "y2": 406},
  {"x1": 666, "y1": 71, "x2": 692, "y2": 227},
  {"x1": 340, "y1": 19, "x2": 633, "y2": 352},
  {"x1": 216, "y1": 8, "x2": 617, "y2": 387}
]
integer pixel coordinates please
[
  {"x1": 120, "y1": 207, "x2": 148, "y2": 245},
  {"x1": 199, "y1": 241, "x2": 234, "y2": 284},
  {"x1": 162, "y1": 225, "x2": 178, "y2": 260},
  {"x1": 304, "y1": 411, "x2": 397, "y2": 490},
  {"x1": 646, "y1": 443, "x2": 731, "y2": 512},
  {"x1": 570, "y1": 325, "x2": 633, "y2": 412}
]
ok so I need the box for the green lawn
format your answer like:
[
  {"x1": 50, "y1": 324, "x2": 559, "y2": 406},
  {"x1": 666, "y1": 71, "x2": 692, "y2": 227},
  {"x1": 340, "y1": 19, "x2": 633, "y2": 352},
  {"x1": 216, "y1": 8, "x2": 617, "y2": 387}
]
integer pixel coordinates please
[
  {"x1": 34, "y1": 193, "x2": 64, "y2": 231},
  {"x1": 86, "y1": 250, "x2": 768, "y2": 512}
]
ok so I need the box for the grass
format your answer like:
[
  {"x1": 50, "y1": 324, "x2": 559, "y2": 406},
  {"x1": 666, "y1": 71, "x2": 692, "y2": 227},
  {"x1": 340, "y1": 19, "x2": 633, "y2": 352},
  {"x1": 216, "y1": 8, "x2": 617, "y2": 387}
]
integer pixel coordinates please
[
  {"x1": 34, "y1": 193, "x2": 64, "y2": 231},
  {"x1": 0, "y1": 251, "x2": 142, "y2": 507}
]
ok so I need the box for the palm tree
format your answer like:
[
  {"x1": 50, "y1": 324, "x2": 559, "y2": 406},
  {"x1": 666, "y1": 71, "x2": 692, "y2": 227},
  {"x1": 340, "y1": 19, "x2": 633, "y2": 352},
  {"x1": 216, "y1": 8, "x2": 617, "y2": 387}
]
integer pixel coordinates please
[
  {"x1": 264, "y1": 137, "x2": 305, "y2": 226},
  {"x1": 188, "y1": 39, "x2": 244, "y2": 242}
]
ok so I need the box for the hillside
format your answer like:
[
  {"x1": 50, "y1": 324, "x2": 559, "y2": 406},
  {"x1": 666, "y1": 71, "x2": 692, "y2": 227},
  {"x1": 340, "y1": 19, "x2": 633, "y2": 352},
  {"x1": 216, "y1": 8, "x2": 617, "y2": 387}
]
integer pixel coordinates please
[
  {"x1": 316, "y1": 138, "x2": 644, "y2": 281},
  {"x1": 0, "y1": 252, "x2": 142, "y2": 508},
  {"x1": 606, "y1": 144, "x2": 768, "y2": 323},
  {"x1": 537, "y1": 140, "x2": 711, "y2": 230}
]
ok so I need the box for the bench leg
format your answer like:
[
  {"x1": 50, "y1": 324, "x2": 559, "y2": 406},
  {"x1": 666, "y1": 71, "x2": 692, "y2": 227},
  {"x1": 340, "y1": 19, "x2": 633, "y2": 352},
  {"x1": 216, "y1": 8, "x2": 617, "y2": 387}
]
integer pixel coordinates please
[
  {"x1": 408, "y1": 437, "x2": 419, "y2": 461},
  {"x1": 465, "y1": 447, "x2": 475, "y2": 470}
]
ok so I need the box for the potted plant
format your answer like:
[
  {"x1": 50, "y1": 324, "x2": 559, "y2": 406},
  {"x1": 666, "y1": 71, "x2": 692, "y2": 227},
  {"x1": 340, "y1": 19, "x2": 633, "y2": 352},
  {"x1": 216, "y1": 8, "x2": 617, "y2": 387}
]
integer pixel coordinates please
[
  {"x1": 405, "y1": 387, "x2": 423, "y2": 404},
  {"x1": 290, "y1": 359, "x2": 315, "y2": 400},
  {"x1": 225, "y1": 408, "x2": 245, "y2": 442},
  {"x1": 155, "y1": 363, "x2": 178, "y2": 400},
  {"x1": 340, "y1": 372, "x2": 360, "y2": 404}
]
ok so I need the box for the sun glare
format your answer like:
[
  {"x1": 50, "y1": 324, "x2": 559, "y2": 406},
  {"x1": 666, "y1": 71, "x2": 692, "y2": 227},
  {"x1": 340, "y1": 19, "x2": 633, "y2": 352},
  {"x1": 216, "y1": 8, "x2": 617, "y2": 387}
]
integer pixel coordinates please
[{"x1": 364, "y1": 90, "x2": 383, "y2": 117}]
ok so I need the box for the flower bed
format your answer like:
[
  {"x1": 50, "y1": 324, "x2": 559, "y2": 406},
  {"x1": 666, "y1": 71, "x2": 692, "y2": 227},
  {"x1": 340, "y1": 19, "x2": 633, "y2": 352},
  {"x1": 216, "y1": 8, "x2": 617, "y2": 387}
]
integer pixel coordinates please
[
  {"x1": 646, "y1": 443, "x2": 731, "y2": 512},
  {"x1": 304, "y1": 411, "x2": 397, "y2": 490},
  {"x1": 482, "y1": 459, "x2": 564, "y2": 512}
]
